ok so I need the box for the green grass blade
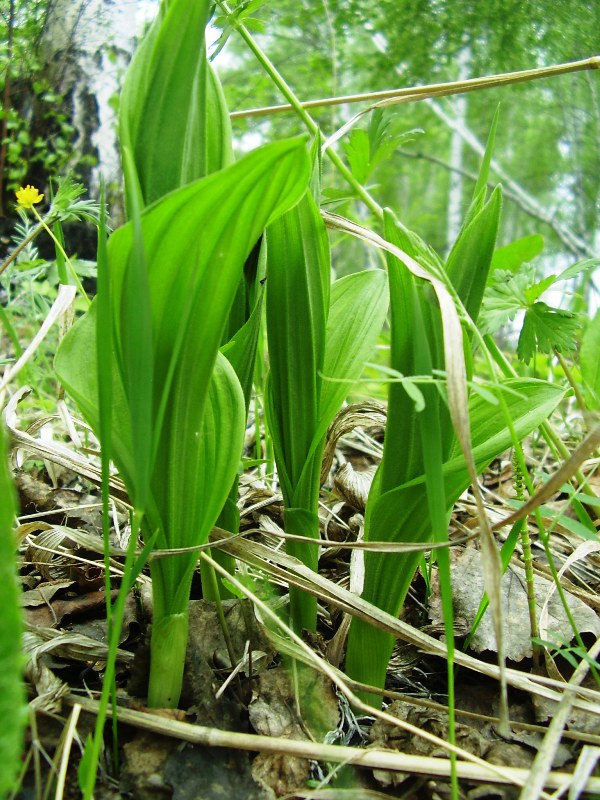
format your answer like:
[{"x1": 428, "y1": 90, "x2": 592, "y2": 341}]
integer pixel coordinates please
[
  {"x1": 0, "y1": 423, "x2": 25, "y2": 798},
  {"x1": 120, "y1": 148, "x2": 155, "y2": 513}
]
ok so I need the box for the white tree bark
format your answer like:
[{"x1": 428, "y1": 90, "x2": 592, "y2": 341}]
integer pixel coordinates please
[{"x1": 40, "y1": 0, "x2": 158, "y2": 190}]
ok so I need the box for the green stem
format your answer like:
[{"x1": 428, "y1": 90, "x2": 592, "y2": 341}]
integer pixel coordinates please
[
  {"x1": 148, "y1": 611, "x2": 189, "y2": 708},
  {"x1": 200, "y1": 552, "x2": 240, "y2": 684},
  {"x1": 0, "y1": 218, "x2": 47, "y2": 277},
  {"x1": 31, "y1": 207, "x2": 90, "y2": 306},
  {"x1": 284, "y1": 506, "x2": 320, "y2": 633},
  {"x1": 81, "y1": 512, "x2": 143, "y2": 800},
  {"x1": 483, "y1": 334, "x2": 595, "y2": 496},
  {"x1": 216, "y1": 0, "x2": 383, "y2": 217},
  {"x1": 147, "y1": 556, "x2": 196, "y2": 708},
  {"x1": 513, "y1": 453, "x2": 541, "y2": 669},
  {"x1": 555, "y1": 350, "x2": 587, "y2": 413}
]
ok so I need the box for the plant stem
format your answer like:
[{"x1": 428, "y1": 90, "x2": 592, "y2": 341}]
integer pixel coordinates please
[
  {"x1": 216, "y1": 0, "x2": 383, "y2": 217},
  {"x1": 483, "y1": 334, "x2": 594, "y2": 495},
  {"x1": 513, "y1": 452, "x2": 541, "y2": 669},
  {"x1": 0, "y1": 220, "x2": 46, "y2": 277},
  {"x1": 31, "y1": 207, "x2": 90, "y2": 306},
  {"x1": 81, "y1": 513, "x2": 143, "y2": 800},
  {"x1": 148, "y1": 611, "x2": 189, "y2": 708},
  {"x1": 555, "y1": 350, "x2": 587, "y2": 413}
]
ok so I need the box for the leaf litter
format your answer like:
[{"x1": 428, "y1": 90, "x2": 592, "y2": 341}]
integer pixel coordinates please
[{"x1": 8, "y1": 397, "x2": 600, "y2": 798}]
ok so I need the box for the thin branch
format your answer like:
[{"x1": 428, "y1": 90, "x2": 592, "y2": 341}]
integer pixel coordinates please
[
  {"x1": 425, "y1": 98, "x2": 595, "y2": 258},
  {"x1": 229, "y1": 56, "x2": 600, "y2": 119},
  {"x1": 397, "y1": 149, "x2": 589, "y2": 257}
]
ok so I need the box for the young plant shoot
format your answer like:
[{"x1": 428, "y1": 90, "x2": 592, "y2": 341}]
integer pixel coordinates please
[
  {"x1": 345, "y1": 122, "x2": 566, "y2": 705},
  {"x1": 266, "y1": 160, "x2": 388, "y2": 632},
  {"x1": 55, "y1": 0, "x2": 311, "y2": 708}
]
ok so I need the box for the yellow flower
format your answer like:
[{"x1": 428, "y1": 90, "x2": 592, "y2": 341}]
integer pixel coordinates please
[{"x1": 15, "y1": 185, "x2": 44, "y2": 210}]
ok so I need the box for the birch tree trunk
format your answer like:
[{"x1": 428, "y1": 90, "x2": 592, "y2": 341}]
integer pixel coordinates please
[{"x1": 446, "y1": 45, "x2": 471, "y2": 247}]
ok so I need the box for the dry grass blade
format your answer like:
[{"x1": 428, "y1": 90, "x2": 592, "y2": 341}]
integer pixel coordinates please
[
  {"x1": 211, "y1": 527, "x2": 600, "y2": 714},
  {"x1": 0, "y1": 284, "x2": 76, "y2": 396},
  {"x1": 517, "y1": 637, "x2": 600, "y2": 800},
  {"x1": 321, "y1": 210, "x2": 509, "y2": 729},
  {"x1": 320, "y1": 400, "x2": 385, "y2": 486},
  {"x1": 24, "y1": 624, "x2": 134, "y2": 666},
  {"x1": 200, "y1": 551, "x2": 532, "y2": 789},
  {"x1": 229, "y1": 56, "x2": 600, "y2": 120},
  {"x1": 54, "y1": 703, "x2": 81, "y2": 800},
  {"x1": 3, "y1": 387, "x2": 129, "y2": 503},
  {"x1": 62, "y1": 693, "x2": 600, "y2": 795}
]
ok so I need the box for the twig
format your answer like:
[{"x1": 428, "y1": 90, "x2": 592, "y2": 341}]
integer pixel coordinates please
[
  {"x1": 229, "y1": 56, "x2": 600, "y2": 120},
  {"x1": 518, "y1": 637, "x2": 600, "y2": 800},
  {"x1": 61, "y1": 692, "x2": 600, "y2": 793}
]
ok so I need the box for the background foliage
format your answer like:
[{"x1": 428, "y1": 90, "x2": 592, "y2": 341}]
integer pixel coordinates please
[{"x1": 217, "y1": 0, "x2": 600, "y2": 271}]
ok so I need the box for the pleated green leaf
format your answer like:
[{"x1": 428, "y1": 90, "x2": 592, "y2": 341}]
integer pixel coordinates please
[
  {"x1": 266, "y1": 191, "x2": 389, "y2": 631},
  {"x1": 446, "y1": 186, "x2": 502, "y2": 324},
  {"x1": 266, "y1": 191, "x2": 330, "y2": 505},
  {"x1": 56, "y1": 138, "x2": 310, "y2": 706},
  {"x1": 120, "y1": 0, "x2": 233, "y2": 207},
  {"x1": 345, "y1": 378, "x2": 564, "y2": 699},
  {"x1": 580, "y1": 309, "x2": 600, "y2": 408},
  {"x1": 318, "y1": 270, "x2": 389, "y2": 435}
]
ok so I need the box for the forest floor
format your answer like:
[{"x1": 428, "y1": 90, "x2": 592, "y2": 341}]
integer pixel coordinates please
[{"x1": 11, "y1": 400, "x2": 600, "y2": 800}]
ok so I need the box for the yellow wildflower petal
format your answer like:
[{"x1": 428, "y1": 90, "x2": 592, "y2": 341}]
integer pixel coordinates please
[{"x1": 15, "y1": 185, "x2": 44, "y2": 210}]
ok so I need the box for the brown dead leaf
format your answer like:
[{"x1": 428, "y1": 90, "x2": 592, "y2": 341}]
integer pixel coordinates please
[
  {"x1": 249, "y1": 666, "x2": 339, "y2": 797},
  {"x1": 333, "y1": 462, "x2": 377, "y2": 511},
  {"x1": 20, "y1": 579, "x2": 75, "y2": 607},
  {"x1": 428, "y1": 544, "x2": 600, "y2": 661},
  {"x1": 24, "y1": 589, "x2": 117, "y2": 628}
]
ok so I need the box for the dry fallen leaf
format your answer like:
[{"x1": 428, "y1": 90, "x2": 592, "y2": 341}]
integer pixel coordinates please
[{"x1": 429, "y1": 544, "x2": 600, "y2": 661}]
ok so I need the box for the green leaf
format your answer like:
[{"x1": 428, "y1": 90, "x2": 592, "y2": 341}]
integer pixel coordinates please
[
  {"x1": 491, "y1": 234, "x2": 545, "y2": 272},
  {"x1": 517, "y1": 302, "x2": 579, "y2": 363},
  {"x1": 120, "y1": 147, "x2": 155, "y2": 511},
  {"x1": 471, "y1": 106, "x2": 499, "y2": 204},
  {"x1": 344, "y1": 129, "x2": 371, "y2": 185},
  {"x1": 266, "y1": 190, "x2": 330, "y2": 505},
  {"x1": 120, "y1": 0, "x2": 233, "y2": 207},
  {"x1": 222, "y1": 239, "x2": 267, "y2": 411},
  {"x1": 318, "y1": 270, "x2": 389, "y2": 440},
  {"x1": 446, "y1": 185, "x2": 502, "y2": 323},
  {"x1": 265, "y1": 188, "x2": 330, "y2": 630},
  {"x1": 0, "y1": 423, "x2": 25, "y2": 798},
  {"x1": 346, "y1": 378, "x2": 564, "y2": 697},
  {"x1": 56, "y1": 138, "x2": 311, "y2": 705},
  {"x1": 580, "y1": 309, "x2": 600, "y2": 408},
  {"x1": 344, "y1": 110, "x2": 422, "y2": 185},
  {"x1": 481, "y1": 267, "x2": 535, "y2": 332},
  {"x1": 555, "y1": 257, "x2": 600, "y2": 284},
  {"x1": 523, "y1": 273, "x2": 556, "y2": 304}
]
